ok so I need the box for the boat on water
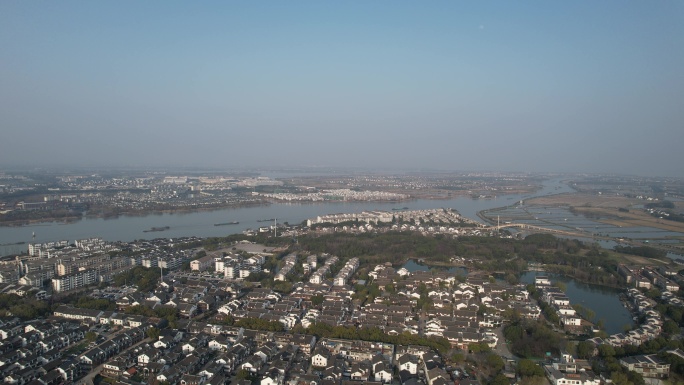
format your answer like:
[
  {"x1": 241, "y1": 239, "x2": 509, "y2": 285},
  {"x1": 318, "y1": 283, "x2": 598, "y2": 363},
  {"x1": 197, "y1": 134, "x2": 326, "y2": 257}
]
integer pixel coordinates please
[
  {"x1": 214, "y1": 221, "x2": 240, "y2": 226},
  {"x1": 257, "y1": 218, "x2": 275, "y2": 222},
  {"x1": 143, "y1": 226, "x2": 170, "y2": 233}
]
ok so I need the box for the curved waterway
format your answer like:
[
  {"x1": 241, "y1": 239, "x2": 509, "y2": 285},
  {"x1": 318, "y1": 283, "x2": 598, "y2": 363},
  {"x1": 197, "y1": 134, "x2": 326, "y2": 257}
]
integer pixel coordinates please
[
  {"x1": 0, "y1": 178, "x2": 573, "y2": 256},
  {"x1": 520, "y1": 271, "x2": 632, "y2": 335}
]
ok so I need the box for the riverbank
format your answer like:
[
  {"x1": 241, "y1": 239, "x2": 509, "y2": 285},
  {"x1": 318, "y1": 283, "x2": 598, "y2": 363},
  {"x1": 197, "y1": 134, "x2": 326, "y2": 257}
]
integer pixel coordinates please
[
  {"x1": 0, "y1": 215, "x2": 84, "y2": 227},
  {"x1": 477, "y1": 197, "x2": 684, "y2": 259},
  {"x1": 0, "y1": 201, "x2": 271, "y2": 228},
  {"x1": 0, "y1": 178, "x2": 576, "y2": 256}
]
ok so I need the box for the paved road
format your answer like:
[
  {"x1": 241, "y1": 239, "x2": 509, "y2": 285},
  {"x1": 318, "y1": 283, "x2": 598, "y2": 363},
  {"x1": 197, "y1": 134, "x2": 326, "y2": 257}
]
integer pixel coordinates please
[{"x1": 492, "y1": 326, "x2": 515, "y2": 361}]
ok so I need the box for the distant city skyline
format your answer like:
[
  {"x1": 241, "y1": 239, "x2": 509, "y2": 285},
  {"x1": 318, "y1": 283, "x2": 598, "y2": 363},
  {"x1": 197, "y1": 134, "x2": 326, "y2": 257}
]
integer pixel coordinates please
[{"x1": 1, "y1": 2, "x2": 683, "y2": 177}]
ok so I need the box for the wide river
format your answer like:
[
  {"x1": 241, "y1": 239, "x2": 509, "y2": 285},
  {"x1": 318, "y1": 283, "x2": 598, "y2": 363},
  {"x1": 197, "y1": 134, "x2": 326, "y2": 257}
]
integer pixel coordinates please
[
  {"x1": 0, "y1": 178, "x2": 573, "y2": 256},
  {"x1": 1, "y1": 178, "x2": 637, "y2": 334}
]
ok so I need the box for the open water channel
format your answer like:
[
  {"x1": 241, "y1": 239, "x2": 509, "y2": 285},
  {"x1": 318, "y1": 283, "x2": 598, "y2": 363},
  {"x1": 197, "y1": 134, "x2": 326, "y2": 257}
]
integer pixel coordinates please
[
  {"x1": 0, "y1": 178, "x2": 574, "y2": 256},
  {"x1": 0, "y1": 178, "x2": 656, "y2": 334}
]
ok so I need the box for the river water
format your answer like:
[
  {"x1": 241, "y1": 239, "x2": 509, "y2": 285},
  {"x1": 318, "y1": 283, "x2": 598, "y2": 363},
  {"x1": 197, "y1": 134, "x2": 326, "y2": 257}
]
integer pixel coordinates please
[
  {"x1": 0, "y1": 178, "x2": 574, "y2": 256},
  {"x1": 0, "y1": 177, "x2": 637, "y2": 334}
]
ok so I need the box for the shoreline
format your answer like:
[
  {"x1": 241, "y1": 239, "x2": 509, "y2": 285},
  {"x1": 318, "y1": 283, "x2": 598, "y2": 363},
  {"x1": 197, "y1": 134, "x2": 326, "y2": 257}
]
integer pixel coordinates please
[
  {"x1": 0, "y1": 187, "x2": 538, "y2": 229},
  {"x1": 0, "y1": 201, "x2": 271, "y2": 228}
]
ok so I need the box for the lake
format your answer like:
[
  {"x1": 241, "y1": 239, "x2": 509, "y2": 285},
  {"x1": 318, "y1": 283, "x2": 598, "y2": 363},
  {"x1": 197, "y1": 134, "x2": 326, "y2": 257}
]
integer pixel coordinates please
[
  {"x1": 520, "y1": 271, "x2": 632, "y2": 335},
  {"x1": 402, "y1": 259, "x2": 468, "y2": 276}
]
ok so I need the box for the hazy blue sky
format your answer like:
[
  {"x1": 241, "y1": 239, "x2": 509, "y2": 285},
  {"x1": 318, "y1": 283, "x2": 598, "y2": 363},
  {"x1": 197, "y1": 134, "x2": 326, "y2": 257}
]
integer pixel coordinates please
[{"x1": 1, "y1": 1, "x2": 683, "y2": 176}]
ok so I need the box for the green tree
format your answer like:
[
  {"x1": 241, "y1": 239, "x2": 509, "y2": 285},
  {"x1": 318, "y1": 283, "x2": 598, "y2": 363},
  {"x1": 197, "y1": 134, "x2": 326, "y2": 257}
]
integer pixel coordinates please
[
  {"x1": 610, "y1": 372, "x2": 631, "y2": 385},
  {"x1": 505, "y1": 273, "x2": 519, "y2": 285},
  {"x1": 663, "y1": 320, "x2": 679, "y2": 335},
  {"x1": 576, "y1": 341, "x2": 595, "y2": 359},
  {"x1": 517, "y1": 359, "x2": 544, "y2": 377},
  {"x1": 450, "y1": 353, "x2": 465, "y2": 364},
  {"x1": 236, "y1": 369, "x2": 251, "y2": 381},
  {"x1": 598, "y1": 344, "x2": 616, "y2": 357},
  {"x1": 85, "y1": 331, "x2": 97, "y2": 343},
  {"x1": 519, "y1": 376, "x2": 546, "y2": 385},
  {"x1": 645, "y1": 288, "x2": 661, "y2": 300},
  {"x1": 311, "y1": 295, "x2": 324, "y2": 306},
  {"x1": 486, "y1": 354, "x2": 505, "y2": 373},
  {"x1": 147, "y1": 327, "x2": 161, "y2": 340},
  {"x1": 489, "y1": 373, "x2": 509, "y2": 385},
  {"x1": 554, "y1": 281, "x2": 567, "y2": 292},
  {"x1": 469, "y1": 342, "x2": 491, "y2": 353}
]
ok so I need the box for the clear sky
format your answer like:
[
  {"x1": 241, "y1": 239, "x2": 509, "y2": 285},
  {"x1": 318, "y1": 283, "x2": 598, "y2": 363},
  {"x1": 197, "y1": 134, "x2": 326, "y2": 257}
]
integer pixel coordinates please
[{"x1": 1, "y1": 1, "x2": 683, "y2": 176}]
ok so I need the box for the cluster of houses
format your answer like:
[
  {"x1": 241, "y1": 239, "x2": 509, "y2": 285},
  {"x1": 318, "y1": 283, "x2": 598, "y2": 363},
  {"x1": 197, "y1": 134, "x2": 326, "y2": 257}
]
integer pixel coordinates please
[
  {"x1": 543, "y1": 352, "x2": 600, "y2": 385},
  {"x1": 304, "y1": 208, "x2": 496, "y2": 238},
  {"x1": 0, "y1": 283, "x2": 46, "y2": 301},
  {"x1": 196, "y1": 251, "x2": 265, "y2": 280},
  {"x1": 0, "y1": 318, "x2": 88, "y2": 385},
  {"x1": 618, "y1": 264, "x2": 680, "y2": 292},
  {"x1": 275, "y1": 254, "x2": 299, "y2": 282},
  {"x1": 261, "y1": 189, "x2": 409, "y2": 203},
  {"x1": 309, "y1": 223, "x2": 497, "y2": 239},
  {"x1": 537, "y1": 282, "x2": 675, "y2": 383},
  {"x1": 312, "y1": 339, "x2": 394, "y2": 383},
  {"x1": 0, "y1": 294, "x2": 468, "y2": 385},
  {"x1": 115, "y1": 278, "x2": 236, "y2": 319},
  {"x1": 533, "y1": 276, "x2": 584, "y2": 329},
  {"x1": 544, "y1": 350, "x2": 675, "y2": 384},
  {"x1": 47, "y1": 303, "x2": 462, "y2": 385},
  {"x1": 9, "y1": 233, "x2": 683, "y2": 385},
  {"x1": 587, "y1": 288, "x2": 663, "y2": 348},
  {"x1": 0, "y1": 237, "x2": 201, "y2": 293},
  {"x1": 333, "y1": 259, "x2": 359, "y2": 287},
  {"x1": 545, "y1": 349, "x2": 674, "y2": 383},
  {"x1": 309, "y1": 255, "x2": 339, "y2": 284},
  {"x1": 307, "y1": 209, "x2": 477, "y2": 228},
  {"x1": 217, "y1": 259, "x2": 545, "y2": 353}
]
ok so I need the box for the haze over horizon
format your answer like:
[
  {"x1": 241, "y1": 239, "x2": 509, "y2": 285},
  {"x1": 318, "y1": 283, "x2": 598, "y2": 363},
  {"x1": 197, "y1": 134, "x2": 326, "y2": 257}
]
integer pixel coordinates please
[{"x1": 2, "y1": 2, "x2": 683, "y2": 177}]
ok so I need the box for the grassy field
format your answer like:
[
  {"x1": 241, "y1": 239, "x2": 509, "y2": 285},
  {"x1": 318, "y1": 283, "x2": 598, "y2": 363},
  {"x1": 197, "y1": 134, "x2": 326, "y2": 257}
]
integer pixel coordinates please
[
  {"x1": 527, "y1": 193, "x2": 684, "y2": 234},
  {"x1": 573, "y1": 207, "x2": 684, "y2": 233},
  {"x1": 617, "y1": 253, "x2": 671, "y2": 266},
  {"x1": 525, "y1": 193, "x2": 638, "y2": 208}
]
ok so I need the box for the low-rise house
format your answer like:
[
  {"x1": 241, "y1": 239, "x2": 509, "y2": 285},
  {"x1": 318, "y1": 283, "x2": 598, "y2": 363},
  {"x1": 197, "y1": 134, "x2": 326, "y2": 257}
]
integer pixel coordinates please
[
  {"x1": 397, "y1": 354, "x2": 418, "y2": 375},
  {"x1": 261, "y1": 368, "x2": 285, "y2": 385},
  {"x1": 311, "y1": 346, "x2": 332, "y2": 368},
  {"x1": 350, "y1": 360, "x2": 371, "y2": 381},
  {"x1": 102, "y1": 359, "x2": 130, "y2": 378},
  {"x1": 53, "y1": 306, "x2": 103, "y2": 323},
  {"x1": 373, "y1": 362, "x2": 393, "y2": 383},
  {"x1": 157, "y1": 367, "x2": 182, "y2": 385},
  {"x1": 544, "y1": 358, "x2": 600, "y2": 385},
  {"x1": 619, "y1": 354, "x2": 670, "y2": 379},
  {"x1": 79, "y1": 347, "x2": 106, "y2": 367},
  {"x1": 241, "y1": 355, "x2": 264, "y2": 374},
  {"x1": 209, "y1": 335, "x2": 231, "y2": 351},
  {"x1": 181, "y1": 374, "x2": 205, "y2": 385}
]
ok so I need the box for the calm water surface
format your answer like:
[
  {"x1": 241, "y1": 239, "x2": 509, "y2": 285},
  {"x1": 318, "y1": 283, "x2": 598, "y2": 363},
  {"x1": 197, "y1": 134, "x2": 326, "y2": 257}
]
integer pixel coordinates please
[
  {"x1": 0, "y1": 179, "x2": 573, "y2": 256},
  {"x1": 402, "y1": 259, "x2": 468, "y2": 275},
  {"x1": 520, "y1": 271, "x2": 632, "y2": 335}
]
